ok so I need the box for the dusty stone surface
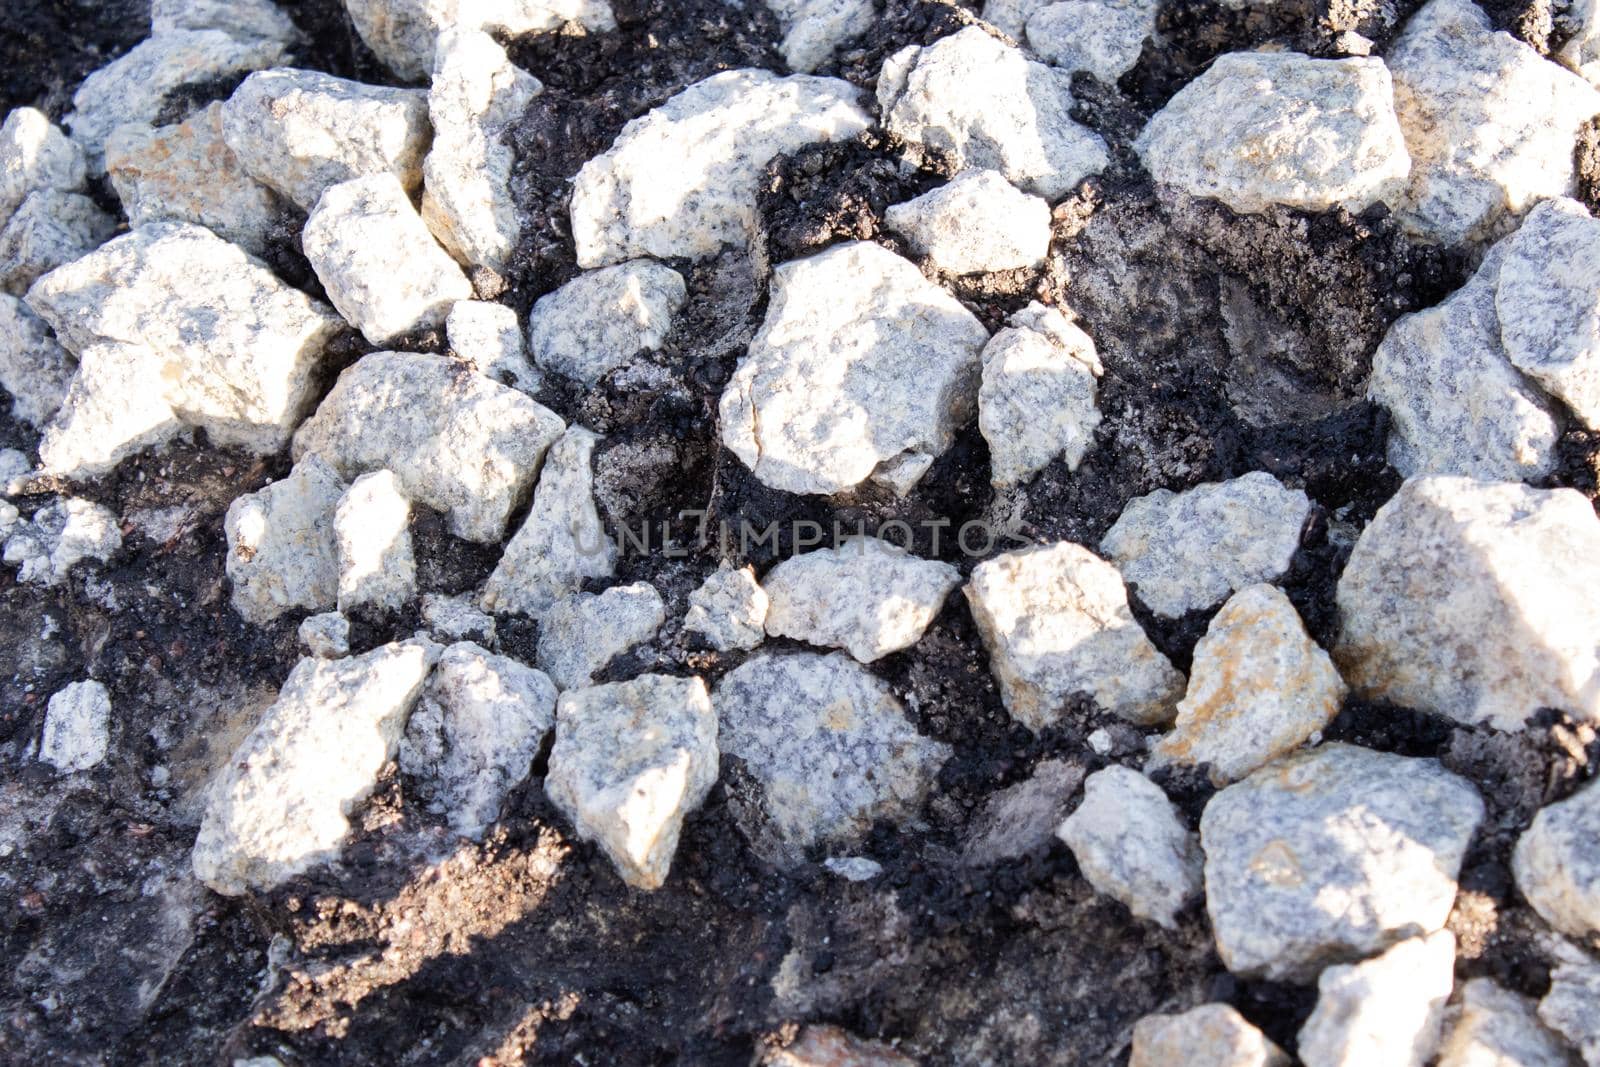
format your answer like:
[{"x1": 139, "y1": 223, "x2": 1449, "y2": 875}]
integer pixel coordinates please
[
  {"x1": 1513, "y1": 779, "x2": 1600, "y2": 939},
  {"x1": 149, "y1": 0, "x2": 297, "y2": 43},
  {"x1": 1150, "y1": 584, "x2": 1347, "y2": 786},
  {"x1": 298, "y1": 612, "x2": 351, "y2": 658},
  {"x1": 39, "y1": 680, "x2": 112, "y2": 774},
  {"x1": 1200, "y1": 743, "x2": 1483, "y2": 981},
  {"x1": 0, "y1": 190, "x2": 115, "y2": 295},
  {"x1": 1297, "y1": 932, "x2": 1456, "y2": 1067},
  {"x1": 1100, "y1": 471, "x2": 1312, "y2": 618},
  {"x1": 419, "y1": 592, "x2": 496, "y2": 645},
  {"x1": 536, "y1": 582, "x2": 666, "y2": 691},
  {"x1": 526, "y1": 260, "x2": 687, "y2": 385},
  {"x1": 877, "y1": 26, "x2": 1109, "y2": 199},
  {"x1": 446, "y1": 299, "x2": 539, "y2": 392},
  {"x1": 545, "y1": 673, "x2": 718, "y2": 890},
  {"x1": 2, "y1": 497, "x2": 121, "y2": 586},
  {"x1": 1560, "y1": 0, "x2": 1600, "y2": 86},
  {"x1": 1026, "y1": 0, "x2": 1158, "y2": 82},
  {"x1": 293, "y1": 351, "x2": 565, "y2": 543},
  {"x1": 0, "y1": 293, "x2": 73, "y2": 429},
  {"x1": 883, "y1": 169, "x2": 1052, "y2": 275},
  {"x1": 1129, "y1": 1004, "x2": 1289, "y2": 1067},
  {"x1": 961, "y1": 758, "x2": 1084, "y2": 866},
  {"x1": 224, "y1": 454, "x2": 345, "y2": 625},
  {"x1": 760, "y1": 1024, "x2": 917, "y2": 1067},
  {"x1": 344, "y1": 0, "x2": 617, "y2": 81},
  {"x1": 715, "y1": 651, "x2": 950, "y2": 852},
  {"x1": 1336, "y1": 476, "x2": 1600, "y2": 730},
  {"x1": 767, "y1": 0, "x2": 875, "y2": 72},
  {"x1": 1539, "y1": 949, "x2": 1600, "y2": 1067},
  {"x1": 983, "y1": 0, "x2": 1052, "y2": 37},
  {"x1": 334, "y1": 469, "x2": 416, "y2": 614},
  {"x1": 761, "y1": 538, "x2": 960, "y2": 662},
  {"x1": 965, "y1": 541, "x2": 1185, "y2": 729},
  {"x1": 978, "y1": 301, "x2": 1103, "y2": 488},
  {"x1": 191, "y1": 639, "x2": 439, "y2": 895},
  {"x1": 220, "y1": 68, "x2": 430, "y2": 212},
  {"x1": 683, "y1": 563, "x2": 768, "y2": 651},
  {"x1": 1438, "y1": 978, "x2": 1575, "y2": 1067},
  {"x1": 1055, "y1": 766, "x2": 1202, "y2": 929},
  {"x1": 570, "y1": 68, "x2": 871, "y2": 266},
  {"x1": 0, "y1": 107, "x2": 86, "y2": 229},
  {"x1": 719, "y1": 241, "x2": 988, "y2": 496}
]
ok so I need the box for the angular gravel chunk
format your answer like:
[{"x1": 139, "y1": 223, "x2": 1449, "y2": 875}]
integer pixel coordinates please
[
  {"x1": 884, "y1": 169, "x2": 1051, "y2": 275},
  {"x1": 1150, "y1": 584, "x2": 1347, "y2": 786},
  {"x1": 877, "y1": 27, "x2": 1109, "y2": 199},
  {"x1": 2, "y1": 498, "x2": 122, "y2": 585},
  {"x1": 545, "y1": 674, "x2": 718, "y2": 890},
  {"x1": 1027, "y1": 0, "x2": 1157, "y2": 83},
  {"x1": 344, "y1": 0, "x2": 616, "y2": 82},
  {"x1": 761, "y1": 538, "x2": 959, "y2": 662},
  {"x1": 304, "y1": 174, "x2": 472, "y2": 345},
  {"x1": 422, "y1": 29, "x2": 541, "y2": 273},
  {"x1": 983, "y1": 0, "x2": 1053, "y2": 37},
  {"x1": 1130, "y1": 1004, "x2": 1289, "y2": 1067},
  {"x1": 684, "y1": 564, "x2": 768, "y2": 652},
  {"x1": 570, "y1": 69, "x2": 871, "y2": 266},
  {"x1": 1539, "y1": 950, "x2": 1600, "y2": 1067},
  {"x1": 151, "y1": 0, "x2": 297, "y2": 42},
  {"x1": 537, "y1": 583, "x2": 666, "y2": 691},
  {"x1": 221, "y1": 69, "x2": 430, "y2": 212},
  {"x1": 334, "y1": 470, "x2": 415, "y2": 613},
  {"x1": 527, "y1": 260, "x2": 687, "y2": 385},
  {"x1": 224, "y1": 454, "x2": 345, "y2": 625},
  {"x1": 1200, "y1": 743, "x2": 1483, "y2": 981},
  {"x1": 1514, "y1": 780, "x2": 1600, "y2": 939},
  {"x1": 0, "y1": 190, "x2": 115, "y2": 295},
  {"x1": 0, "y1": 108, "x2": 87, "y2": 228},
  {"x1": 978, "y1": 301, "x2": 1103, "y2": 488},
  {"x1": 40, "y1": 680, "x2": 112, "y2": 774},
  {"x1": 399, "y1": 642, "x2": 556, "y2": 840},
  {"x1": 446, "y1": 299, "x2": 539, "y2": 392},
  {"x1": 719, "y1": 241, "x2": 988, "y2": 495},
  {"x1": 34, "y1": 342, "x2": 183, "y2": 480},
  {"x1": 1336, "y1": 477, "x2": 1600, "y2": 730},
  {"x1": 191, "y1": 639, "x2": 439, "y2": 895},
  {"x1": 105, "y1": 103, "x2": 285, "y2": 256},
  {"x1": 1387, "y1": 0, "x2": 1600, "y2": 244},
  {"x1": 1561, "y1": 0, "x2": 1600, "y2": 86},
  {"x1": 420, "y1": 592, "x2": 496, "y2": 645},
  {"x1": 293, "y1": 352, "x2": 565, "y2": 543},
  {"x1": 298, "y1": 612, "x2": 350, "y2": 658},
  {"x1": 1297, "y1": 932, "x2": 1456, "y2": 1067},
  {"x1": 1438, "y1": 978, "x2": 1575, "y2": 1067},
  {"x1": 1056, "y1": 766, "x2": 1202, "y2": 928},
  {"x1": 0, "y1": 294, "x2": 73, "y2": 429},
  {"x1": 767, "y1": 0, "x2": 875, "y2": 72},
  {"x1": 966, "y1": 541, "x2": 1185, "y2": 728},
  {"x1": 715, "y1": 651, "x2": 950, "y2": 850}
]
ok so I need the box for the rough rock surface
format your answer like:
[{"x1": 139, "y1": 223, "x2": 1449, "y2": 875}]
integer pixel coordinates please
[
  {"x1": 883, "y1": 169, "x2": 1052, "y2": 275},
  {"x1": 878, "y1": 26, "x2": 1108, "y2": 199},
  {"x1": 419, "y1": 592, "x2": 496, "y2": 645},
  {"x1": 761, "y1": 538, "x2": 960, "y2": 662},
  {"x1": 715, "y1": 651, "x2": 950, "y2": 851},
  {"x1": 298, "y1": 612, "x2": 350, "y2": 659},
  {"x1": 965, "y1": 541, "x2": 1185, "y2": 728},
  {"x1": 0, "y1": 190, "x2": 115, "y2": 295},
  {"x1": 334, "y1": 469, "x2": 416, "y2": 614},
  {"x1": 1336, "y1": 476, "x2": 1600, "y2": 730},
  {"x1": 0, "y1": 107, "x2": 86, "y2": 228},
  {"x1": 961, "y1": 758, "x2": 1084, "y2": 866},
  {"x1": 545, "y1": 674, "x2": 718, "y2": 890},
  {"x1": 1513, "y1": 779, "x2": 1600, "y2": 939},
  {"x1": 224, "y1": 454, "x2": 345, "y2": 625},
  {"x1": 293, "y1": 352, "x2": 565, "y2": 543},
  {"x1": 2, "y1": 498, "x2": 121, "y2": 586},
  {"x1": 1026, "y1": 0, "x2": 1157, "y2": 83},
  {"x1": 683, "y1": 563, "x2": 767, "y2": 651},
  {"x1": 446, "y1": 299, "x2": 539, "y2": 392},
  {"x1": 1200, "y1": 743, "x2": 1483, "y2": 981},
  {"x1": 1297, "y1": 932, "x2": 1456, "y2": 1067},
  {"x1": 978, "y1": 301, "x2": 1103, "y2": 488},
  {"x1": 1539, "y1": 950, "x2": 1600, "y2": 1066},
  {"x1": 536, "y1": 582, "x2": 666, "y2": 691},
  {"x1": 1129, "y1": 1004, "x2": 1289, "y2": 1067},
  {"x1": 1055, "y1": 766, "x2": 1202, "y2": 929},
  {"x1": 1150, "y1": 584, "x2": 1347, "y2": 786},
  {"x1": 767, "y1": 0, "x2": 874, "y2": 72},
  {"x1": 526, "y1": 260, "x2": 687, "y2": 385},
  {"x1": 719, "y1": 241, "x2": 988, "y2": 496},
  {"x1": 398, "y1": 642, "x2": 557, "y2": 841},
  {"x1": 191, "y1": 639, "x2": 439, "y2": 895},
  {"x1": 1438, "y1": 978, "x2": 1575, "y2": 1067},
  {"x1": 570, "y1": 69, "x2": 871, "y2": 266},
  {"x1": 760, "y1": 1024, "x2": 916, "y2": 1067},
  {"x1": 0, "y1": 293, "x2": 73, "y2": 429},
  {"x1": 344, "y1": 0, "x2": 617, "y2": 82},
  {"x1": 149, "y1": 0, "x2": 297, "y2": 43},
  {"x1": 39, "y1": 680, "x2": 112, "y2": 774}
]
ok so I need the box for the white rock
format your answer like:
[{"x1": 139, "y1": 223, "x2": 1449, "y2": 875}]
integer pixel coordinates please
[
  {"x1": 0, "y1": 293, "x2": 73, "y2": 429},
  {"x1": 1370, "y1": 240, "x2": 1560, "y2": 480},
  {"x1": 220, "y1": 68, "x2": 430, "y2": 212},
  {"x1": 1386, "y1": 0, "x2": 1600, "y2": 245},
  {"x1": 1539, "y1": 949, "x2": 1600, "y2": 1067},
  {"x1": 545, "y1": 673, "x2": 718, "y2": 890},
  {"x1": 0, "y1": 190, "x2": 116, "y2": 295},
  {"x1": 715, "y1": 651, "x2": 950, "y2": 850},
  {"x1": 683, "y1": 563, "x2": 768, "y2": 651},
  {"x1": 298, "y1": 612, "x2": 351, "y2": 658},
  {"x1": 480, "y1": 425, "x2": 614, "y2": 617},
  {"x1": 1135, "y1": 51, "x2": 1409, "y2": 216},
  {"x1": 868, "y1": 449, "x2": 936, "y2": 497},
  {"x1": 767, "y1": 0, "x2": 875, "y2": 73},
  {"x1": 1150, "y1": 584, "x2": 1347, "y2": 786},
  {"x1": 399, "y1": 641, "x2": 556, "y2": 840},
  {"x1": 447, "y1": 300, "x2": 539, "y2": 392},
  {"x1": 1100, "y1": 471, "x2": 1311, "y2": 618},
  {"x1": 2, "y1": 498, "x2": 122, "y2": 585},
  {"x1": 224, "y1": 455, "x2": 345, "y2": 625},
  {"x1": 334, "y1": 469, "x2": 416, "y2": 613},
  {"x1": 191, "y1": 639, "x2": 439, "y2": 895},
  {"x1": 293, "y1": 351, "x2": 565, "y2": 543},
  {"x1": 0, "y1": 108, "x2": 86, "y2": 229},
  {"x1": 67, "y1": 30, "x2": 288, "y2": 174},
  {"x1": 823, "y1": 856, "x2": 883, "y2": 881},
  {"x1": 885, "y1": 169, "x2": 1052, "y2": 275},
  {"x1": 570, "y1": 69, "x2": 871, "y2": 267},
  {"x1": 983, "y1": 0, "x2": 1053, "y2": 38},
  {"x1": 304, "y1": 174, "x2": 473, "y2": 345},
  {"x1": 719, "y1": 241, "x2": 988, "y2": 496},
  {"x1": 1200, "y1": 742, "x2": 1483, "y2": 981},
  {"x1": 966, "y1": 540, "x2": 1185, "y2": 728},
  {"x1": 105, "y1": 103, "x2": 285, "y2": 256},
  {"x1": 344, "y1": 0, "x2": 617, "y2": 82},
  {"x1": 1560, "y1": 0, "x2": 1600, "y2": 87},
  {"x1": 1514, "y1": 779, "x2": 1600, "y2": 939},
  {"x1": 526, "y1": 260, "x2": 687, "y2": 385},
  {"x1": 422, "y1": 29, "x2": 541, "y2": 273},
  {"x1": 761, "y1": 537, "x2": 959, "y2": 662},
  {"x1": 420, "y1": 592, "x2": 496, "y2": 645},
  {"x1": 151, "y1": 0, "x2": 298, "y2": 43},
  {"x1": 978, "y1": 301, "x2": 1103, "y2": 488},
  {"x1": 1438, "y1": 978, "x2": 1575, "y2": 1067},
  {"x1": 1336, "y1": 476, "x2": 1600, "y2": 730},
  {"x1": 39, "y1": 680, "x2": 112, "y2": 773},
  {"x1": 27, "y1": 222, "x2": 342, "y2": 475},
  {"x1": 877, "y1": 27, "x2": 1109, "y2": 199},
  {"x1": 1027, "y1": 0, "x2": 1156, "y2": 83},
  {"x1": 962, "y1": 758, "x2": 1084, "y2": 866},
  {"x1": 1056, "y1": 765, "x2": 1202, "y2": 929},
  {"x1": 1130, "y1": 1005, "x2": 1288, "y2": 1067},
  {"x1": 1297, "y1": 932, "x2": 1457, "y2": 1067},
  {"x1": 537, "y1": 582, "x2": 666, "y2": 690}
]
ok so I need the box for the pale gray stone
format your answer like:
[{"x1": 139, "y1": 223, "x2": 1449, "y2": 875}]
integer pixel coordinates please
[
  {"x1": 978, "y1": 301, "x2": 1103, "y2": 488},
  {"x1": 334, "y1": 469, "x2": 416, "y2": 613},
  {"x1": 961, "y1": 758, "x2": 1084, "y2": 866},
  {"x1": 767, "y1": 0, "x2": 875, "y2": 72},
  {"x1": 420, "y1": 592, "x2": 496, "y2": 645},
  {"x1": 224, "y1": 454, "x2": 345, "y2": 625},
  {"x1": 32, "y1": 342, "x2": 184, "y2": 480},
  {"x1": 447, "y1": 300, "x2": 540, "y2": 393},
  {"x1": 526, "y1": 260, "x2": 686, "y2": 385},
  {"x1": 1560, "y1": 0, "x2": 1600, "y2": 86},
  {"x1": 822, "y1": 856, "x2": 883, "y2": 881},
  {"x1": 39, "y1": 680, "x2": 111, "y2": 773},
  {"x1": 684, "y1": 564, "x2": 768, "y2": 652},
  {"x1": 2, "y1": 498, "x2": 121, "y2": 586},
  {"x1": 0, "y1": 108, "x2": 86, "y2": 229},
  {"x1": 1297, "y1": 932, "x2": 1456, "y2": 1067},
  {"x1": 1438, "y1": 978, "x2": 1576, "y2": 1067},
  {"x1": 884, "y1": 169, "x2": 1052, "y2": 275},
  {"x1": 1514, "y1": 779, "x2": 1600, "y2": 940},
  {"x1": 1027, "y1": 0, "x2": 1157, "y2": 82},
  {"x1": 151, "y1": 0, "x2": 298, "y2": 43},
  {"x1": 1200, "y1": 743, "x2": 1483, "y2": 981},
  {"x1": 0, "y1": 190, "x2": 115, "y2": 295},
  {"x1": 1130, "y1": 1005, "x2": 1289, "y2": 1067},
  {"x1": 298, "y1": 612, "x2": 351, "y2": 658},
  {"x1": 983, "y1": 0, "x2": 1053, "y2": 37},
  {"x1": 1540, "y1": 948, "x2": 1600, "y2": 1067},
  {"x1": 344, "y1": 0, "x2": 616, "y2": 82},
  {"x1": 0, "y1": 293, "x2": 73, "y2": 429},
  {"x1": 537, "y1": 582, "x2": 666, "y2": 690}
]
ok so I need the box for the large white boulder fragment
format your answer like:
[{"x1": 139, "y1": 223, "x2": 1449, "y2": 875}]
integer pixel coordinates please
[
  {"x1": 1200, "y1": 743, "x2": 1483, "y2": 981},
  {"x1": 224, "y1": 455, "x2": 346, "y2": 625},
  {"x1": 1336, "y1": 476, "x2": 1600, "y2": 730},
  {"x1": 2, "y1": 499, "x2": 121, "y2": 585},
  {"x1": 526, "y1": 260, "x2": 687, "y2": 385},
  {"x1": 0, "y1": 294, "x2": 73, "y2": 429},
  {"x1": 39, "y1": 680, "x2": 112, "y2": 774},
  {"x1": 447, "y1": 299, "x2": 539, "y2": 392},
  {"x1": 719, "y1": 241, "x2": 988, "y2": 496},
  {"x1": 537, "y1": 582, "x2": 666, "y2": 690},
  {"x1": 1130, "y1": 1005, "x2": 1288, "y2": 1067},
  {"x1": 570, "y1": 69, "x2": 871, "y2": 267},
  {"x1": 334, "y1": 469, "x2": 416, "y2": 613},
  {"x1": 978, "y1": 301, "x2": 1103, "y2": 488},
  {"x1": 545, "y1": 673, "x2": 718, "y2": 890},
  {"x1": 1027, "y1": 0, "x2": 1157, "y2": 83},
  {"x1": 1439, "y1": 978, "x2": 1577, "y2": 1067},
  {"x1": 344, "y1": 0, "x2": 616, "y2": 82},
  {"x1": 766, "y1": 0, "x2": 875, "y2": 73},
  {"x1": 1513, "y1": 779, "x2": 1600, "y2": 939},
  {"x1": 0, "y1": 190, "x2": 115, "y2": 295},
  {"x1": 684, "y1": 563, "x2": 768, "y2": 652},
  {"x1": 293, "y1": 352, "x2": 564, "y2": 543},
  {"x1": 885, "y1": 169, "x2": 1052, "y2": 275},
  {"x1": 33, "y1": 342, "x2": 183, "y2": 479},
  {"x1": 0, "y1": 108, "x2": 87, "y2": 228},
  {"x1": 1297, "y1": 932, "x2": 1456, "y2": 1067}
]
